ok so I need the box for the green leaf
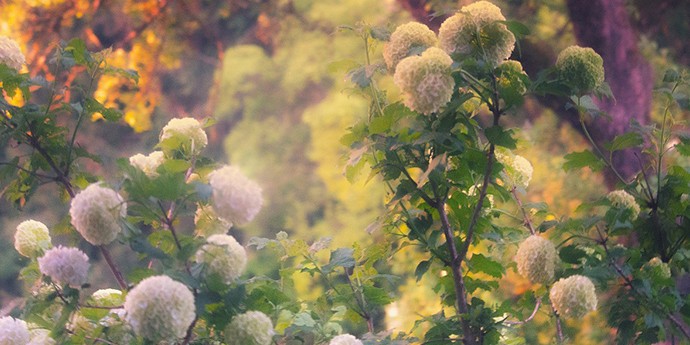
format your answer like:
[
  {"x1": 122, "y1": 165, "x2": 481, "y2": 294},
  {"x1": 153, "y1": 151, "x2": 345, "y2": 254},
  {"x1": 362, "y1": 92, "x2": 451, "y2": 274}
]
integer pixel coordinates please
[
  {"x1": 500, "y1": 20, "x2": 530, "y2": 38},
  {"x1": 362, "y1": 285, "x2": 393, "y2": 305},
  {"x1": 606, "y1": 132, "x2": 643, "y2": 152},
  {"x1": 469, "y1": 253, "x2": 504, "y2": 278},
  {"x1": 415, "y1": 260, "x2": 431, "y2": 282},
  {"x1": 663, "y1": 69, "x2": 681, "y2": 83},
  {"x1": 676, "y1": 135, "x2": 690, "y2": 156},
  {"x1": 485, "y1": 125, "x2": 517, "y2": 149},
  {"x1": 323, "y1": 248, "x2": 356, "y2": 274},
  {"x1": 369, "y1": 26, "x2": 391, "y2": 41},
  {"x1": 563, "y1": 150, "x2": 605, "y2": 172},
  {"x1": 559, "y1": 245, "x2": 587, "y2": 264}
]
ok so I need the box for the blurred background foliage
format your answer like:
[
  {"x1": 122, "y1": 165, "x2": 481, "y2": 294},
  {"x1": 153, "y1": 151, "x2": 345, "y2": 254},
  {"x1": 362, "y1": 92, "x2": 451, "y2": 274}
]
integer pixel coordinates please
[{"x1": 1, "y1": 0, "x2": 689, "y2": 343}]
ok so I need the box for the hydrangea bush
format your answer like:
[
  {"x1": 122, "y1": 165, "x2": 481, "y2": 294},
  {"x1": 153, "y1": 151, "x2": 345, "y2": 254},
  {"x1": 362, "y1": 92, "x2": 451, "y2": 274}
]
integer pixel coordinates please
[{"x1": 1, "y1": 3, "x2": 690, "y2": 345}]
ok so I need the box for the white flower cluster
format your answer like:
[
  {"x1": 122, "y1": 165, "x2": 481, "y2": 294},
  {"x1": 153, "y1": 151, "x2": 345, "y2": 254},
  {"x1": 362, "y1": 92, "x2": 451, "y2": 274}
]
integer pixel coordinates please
[
  {"x1": 27, "y1": 325, "x2": 55, "y2": 345},
  {"x1": 555, "y1": 45, "x2": 605, "y2": 95},
  {"x1": 208, "y1": 165, "x2": 263, "y2": 226},
  {"x1": 394, "y1": 47, "x2": 455, "y2": 115},
  {"x1": 195, "y1": 203, "x2": 232, "y2": 237},
  {"x1": 91, "y1": 288, "x2": 124, "y2": 307},
  {"x1": 159, "y1": 117, "x2": 208, "y2": 156},
  {"x1": 0, "y1": 36, "x2": 25, "y2": 71},
  {"x1": 124, "y1": 275, "x2": 196, "y2": 342},
  {"x1": 515, "y1": 235, "x2": 556, "y2": 284},
  {"x1": 438, "y1": 1, "x2": 515, "y2": 66},
  {"x1": 606, "y1": 190, "x2": 640, "y2": 220},
  {"x1": 329, "y1": 334, "x2": 364, "y2": 345},
  {"x1": 38, "y1": 246, "x2": 90, "y2": 288},
  {"x1": 383, "y1": 22, "x2": 438, "y2": 71},
  {"x1": 549, "y1": 275, "x2": 597, "y2": 319},
  {"x1": 129, "y1": 151, "x2": 165, "y2": 177},
  {"x1": 495, "y1": 151, "x2": 533, "y2": 189},
  {"x1": 0, "y1": 316, "x2": 30, "y2": 345},
  {"x1": 224, "y1": 311, "x2": 274, "y2": 345},
  {"x1": 14, "y1": 219, "x2": 52, "y2": 258},
  {"x1": 69, "y1": 183, "x2": 126, "y2": 245},
  {"x1": 195, "y1": 234, "x2": 247, "y2": 284}
]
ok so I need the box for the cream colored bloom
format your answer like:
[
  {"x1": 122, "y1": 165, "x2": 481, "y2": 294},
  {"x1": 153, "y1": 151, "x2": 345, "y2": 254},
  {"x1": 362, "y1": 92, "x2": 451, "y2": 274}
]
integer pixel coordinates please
[
  {"x1": 383, "y1": 22, "x2": 438, "y2": 71},
  {"x1": 194, "y1": 203, "x2": 232, "y2": 237},
  {"x1": 224, "y1": 311, "x2": 274, "y2": 345},
  {"x1": 38, "y1": 246, "x2": 90, "y2": 288},
  {"x1": 91, "y1": 288, "x2": 124, "y2": 307},
  {"x1": 69, "y1": 183, "x2": 126, "y2": 245},
  {"x1": 159, "y1": 117, "x2": 208, "y2": 156},
  {"x1": 556, "y1": 46, "x2": 605, "y2": 95},
  {"x1": 129, "y1": 151, "x2": 165, "y2": 177},
  {"x1": 496, "y1": 151, "x2": 533, "y2": 189},
  {"x1": 549, "y1": 275, "x2": 597, "y2": 318},
  {"x1": 27, "y1": 325, "x2": 55, "y2": 345},
  {"x1": 124, "y1": 275, "x2": 195, "y2": 342},
  {"x1": 330, "y1": 334, "x2": 364, "y2": 345},
  {"x1": 438, "y1": 1, "x2": 515, "y2": 66},
  {"x1": 208, "y1": 165, "x2": 263, "y2": 225},
  {"x1": 14, "y1": 219, "x2": 52, "y2": 258},
  {"x1": 393, "y1": 47, "x2": 455, "y2": 115},
  {"x1": 0, "y1": 317, "x2": 30, "y2": 345},
  {"x1": 515, "y1": 235, "x2": 556, "y2": 284},
  {"x1": 606, "y1": 190, "x2": 640, "y2": 220},
  {"x1": 0, "y1": 36, "x2": 25, "y2": 71},
  {"x1": 195, "y1": 234, "x2": 247, "y2": 284}
]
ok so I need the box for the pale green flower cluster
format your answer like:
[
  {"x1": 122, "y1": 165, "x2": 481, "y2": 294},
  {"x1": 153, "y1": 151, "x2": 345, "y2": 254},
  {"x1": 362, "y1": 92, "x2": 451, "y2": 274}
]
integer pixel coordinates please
[
  {"x1": 159, "y1": 117, "x2": 208, "y2": 156},
  {"x1": 124, "y1": 275, "x2": 196, "y2": 342},
  {"x1": 496, "y1": 151, "x2": 533, "y2": 189},
  {"x1": 27, "y1": 325, "x2": 55, "y2": 345},
  {"x1": 91, "y1": 288, "x2": 124, "y2": 307},
  {"x1": 208, "y1": 165, "x2": 263, "y2": 226},
  {"x1": 549, "y1": 275, "x2": 597, "y2": 318},
  {"x1": 329, "y1": 334, "x2": 364, "y2": 345},
  {"x1": 393, "y1": 47, "x2": 455, "y2": 115},
  {"x1": 438, "y1": 1, "x2": 515, "y2": 66},
  {"x1": 515, "y1": 235, "x2": 556, "y2": 284},
  {"x1": 606, "y1": 190, "x2": 640, "y2": 220},
  {"x1": 69, "y1": 183, "x2": 126, "y2": 245},
  {"x1": 195, "y1": 203, "x2": 232, "y2": 237},
  {"x1": 14, "y1": 219, "x2": 52, "y2": 258},
  {"x1": 195, "y1": 234, "x2": 247, "y2": 284},
  {"x1": 38, "y1": 246, "x2": 90, "y2": 288},
  {"x1": 383, "y1": 22, "x2": 438, "y2": 71},
  {"x1": 0, "y1": 316, "x2": 30, "y2": 345},
  {"x1": 224, "y1": 311, "x2": 274, "y2": 345},
  {"x1": 642, "y1": 257, "x2": 671, "y2": 280},
  {"x1": 556, "y1": 46, "x2": 605, "y2": 95},
  {"x1": 496, "y1": 60, "x2": 528, "y2": 102},
  {"x1": 0, "y1": 36, "x2": 25, "y2": 71},
  {"x1": 129, "y1": 151, "x2": 165, "y2": 177}
]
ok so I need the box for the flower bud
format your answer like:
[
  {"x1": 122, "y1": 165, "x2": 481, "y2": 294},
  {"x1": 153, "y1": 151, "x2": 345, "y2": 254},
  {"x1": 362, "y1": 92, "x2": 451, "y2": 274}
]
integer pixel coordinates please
[
  {"x1": 383, "y1": 22, "x2": 437, "y2": 71},
  {"x1": 195, "y1": 234, "x2": 247, "y2": 284},
  {"x1": 0, "y1": 36, "x2": 25, "y2": 71},
  {"x1": 208, "y1": 165, "x2": 263, "y2": 226},
  {"x1": 159, "y1": 117, "x2": 208, "y2": 156},
  {"x1": 330, "y1": 334, "x2": 364, "y2": 345},
  {"x1": 515, "y1": 235, "x2": 556, "y2": 284},
  {"x1": 0, "y1": 316, "x2": 30, "y2": 345},
  {"x1": 224, "y1": 311, "x2": 274, "y2": 345},
  {"x1": 14, "y1": 219, "x2": 52, "y2": 258},
  {"x1": 69, "y1": 183, "x2": 126, "y2": 245},
  {"x1": 393, "y1": 47, "x2": 455, "y2": 115},
  {"x1": 38, "y1": 246, "x2": 90, "y2": 288},
  {"x1": 556, "y1": 46, "x2": 605, "y2": 95},
  {"x1": 549, "y1": 275, "x2": 597, "y2": 318}
]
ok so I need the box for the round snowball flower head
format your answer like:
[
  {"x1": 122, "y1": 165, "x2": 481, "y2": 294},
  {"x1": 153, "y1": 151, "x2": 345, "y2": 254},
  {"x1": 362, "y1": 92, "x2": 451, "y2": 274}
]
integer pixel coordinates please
[
  {"x1": 195, "y1": 203, "x2": 232, "y2": 237},
  {"x1": 28, "y1": 326, "x2": 55, "y2": 345},
  {"x1": 69, "y1": 183, "x2": 126, "y2": 245},
  {"x1": 496, "y1": 60, "x2": 529, "y2": 105},
  {"x1": 0, "y1": 316, "x2": 30, "y2": 345},
  {"x1": 124, "y1": 275, "x2": 195, "y2": 342},
  {"x1": 515, "y1": 235, "x2": 556, "y2": 284},
  {"x1": 129, "y1": 151, "x2": 165, "y2": 178},
  {"x1": 224, "y1": 311, "x2": 274, "y2": 345},
  {"x1": 394, "y1": 47, "x2": 455, "y2": 115},
  {"x1": 195, "y1": 234, "x2": 247, "y2": 284},
  {"x1": 91, "y1": 288, "x2": 124, "y2": 307},
  {"x1": 549, "y1": 275, "x2": 597, "y2": 319},
  {"x1": 438, "y1": 1, "x2": 515, "y2": 66},
  {"x1": 496, "y1": 151, "x2": 533, "y2": 189},
  {"x1": 383, "y1": 22, "x2": 438, "y2": 71},
  {"x1": 0, "y1": 36, "x2": 25, "y2": 71},
  {"x1": 330, "y1": 334, "x2": 364, "y2": 345},
  {"x1": 38, "y1": 246, "x2": 90, "y2": 288},
  {"x1": 208, "y1": 165, "x2": 263, "y2": 226},
  {"x1": 606, "y1": 190, "x2": 640, "y2": 220},
  {"x1": 14, "y1": 219, "x2": 52, "y2": 258},
  {"x1": 556, "y1": 46, "x2": 605, "y2": 95},
  {"x1": 159, "y1": 117, "x2": 208, "y2": 156},
  {"x1": 642, "y1": 257, "x2": 671, "y2": 280}
]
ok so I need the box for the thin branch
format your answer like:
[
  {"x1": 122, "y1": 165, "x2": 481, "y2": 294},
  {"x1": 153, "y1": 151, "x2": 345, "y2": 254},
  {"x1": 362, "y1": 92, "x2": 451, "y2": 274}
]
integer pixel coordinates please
[
  {"x1": 504, "y1": 296, "x2": 543, "y2": 325},
  {"x1": 551, "y1": 303, "x2": 565, "y2": 343},
  {"x1": 99, "y1": 246, "x2": 128, "y2": 290},
  {"x1": 511, "y1": 187, "x2": 536, "y2": 235},
  {"x1": 344, "y1": 268, "x2": 375, "y2": 333}
]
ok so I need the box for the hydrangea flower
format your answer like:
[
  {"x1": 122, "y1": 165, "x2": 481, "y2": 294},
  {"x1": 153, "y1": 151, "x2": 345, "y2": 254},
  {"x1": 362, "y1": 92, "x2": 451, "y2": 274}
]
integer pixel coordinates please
[
  {"x1": 124, "y1": 275, "x2": 195, "y2": 342},
  {"x1": 195, "y1": 234, "x2": 247, "y2": 284},
  {"x1": 91, "y1": 288, "x2": 124, "y2": 307},
  {"x1": 496, "y1": 60, "x2": 529, "y2": 106},
  {"x1": 14, "y1": 219, "x2": 52, "y2": 258},
  {"x1": 642, "y1": 257, "x2": 671, "y2": 280},
  {"x1": 0, "y1": 316, "x2": 30, "y2": 345},
  {"x1": 330, "y1": 334, "x2": 364, "y2": 345},
  {"x1": 194, "y1": 203, "x2": 232, "y2": 237},
  {"x1": 0, "y1": 36, "x2": 25, "y2": 71},
  {"x1": 27, "y1": 326, "x2": 55, "y2": 345},
  {"x1": 129, "y1": 151, "x2": 165, "y2": 177},
  {"x1": 159, "y1": 117, "x2": 208, "y2": 156},
  {"x1": 549, "y1": 275, "x2": 597, "y2": 318},
  {"x1": 515, "y1": 235, "x2": 556, "y2": 284},
  {"x1": 69, "y1": 183, "x2": 126, "y2": 245},
  {"x1": 495, "y1": 151, "x2": 533, "y2": 189},
  {"x1": 606, "y1": 190, "x2": 640, "y2": 220},
  {"x1": 555, "y1": 46, "x2": 605, "y2": 95},
  {"x1": 438, "y1": 1, "x2": 515, "y2": 66},
  {"x1": 393, "y1": 47, "x2": 455, "y2": 115},
  {"x1": 208, "y1": 165, "x2": 263, "y2": 225},
  {"x1": 38, "y1": 246, "x2": 90, "y2": 288},
  {"x1": 224, "y1": 311, "x2": 274, "y2": 345},
  {"x1": 383, "y1": 22, "x2": 438, "y2": 71}
]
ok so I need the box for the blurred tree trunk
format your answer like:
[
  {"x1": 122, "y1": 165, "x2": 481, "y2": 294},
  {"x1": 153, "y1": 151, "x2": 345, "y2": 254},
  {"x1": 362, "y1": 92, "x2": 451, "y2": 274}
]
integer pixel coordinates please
[{"x1": 565, "y1": 0, "x2": 653, "y2": 185}]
